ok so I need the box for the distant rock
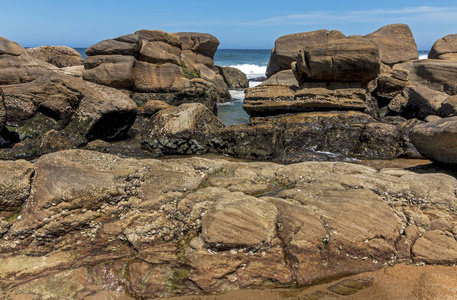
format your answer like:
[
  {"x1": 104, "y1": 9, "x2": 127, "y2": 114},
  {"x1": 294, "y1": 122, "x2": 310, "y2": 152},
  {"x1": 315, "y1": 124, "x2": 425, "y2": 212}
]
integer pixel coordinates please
[
  {"x1": 266, "y1": 29, "x2": 345, "y2": 77},
  {"x1": 26, "y1": 45, "x2": 83, "y2": 67},
  {"x1": 409, "y1": 116, "x2": 457, "y2": 165},
  {"x1": 429, "y1": 34, "x2": 457, "y2": 60},
  {"x1": 365, "y1": 23, "x2": 418, "y2": 65},
  {"x1": 215, "y1": 66, "x2": 249, "y2": 89}
]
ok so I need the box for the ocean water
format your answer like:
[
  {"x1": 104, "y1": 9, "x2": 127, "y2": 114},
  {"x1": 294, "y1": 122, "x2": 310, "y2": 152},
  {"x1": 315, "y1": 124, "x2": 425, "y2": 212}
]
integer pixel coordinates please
[{"x1": 74, "y1": 47, "x2": 431, "y2": 125}]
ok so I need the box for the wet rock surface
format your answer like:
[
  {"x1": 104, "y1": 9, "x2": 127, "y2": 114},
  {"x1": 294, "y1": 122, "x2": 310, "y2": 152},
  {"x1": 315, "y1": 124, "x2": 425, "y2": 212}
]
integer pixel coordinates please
[{"x1": 0, "y1": 149, "x2": 456, "y2": 299}]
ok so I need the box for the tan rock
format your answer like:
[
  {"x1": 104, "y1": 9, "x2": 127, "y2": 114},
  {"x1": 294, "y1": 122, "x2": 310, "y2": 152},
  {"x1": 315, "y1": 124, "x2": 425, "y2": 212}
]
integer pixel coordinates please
[
  {"x1": 429, "y1": 34, "x2": 457, "y2": 60},
  {"x1": 412, "y1": 230, "x2": 457, "y2": 264},
  {"x1": 139, "y1": 40, "x2": 181, "y2": 65},
  {"x1": 26, "y1": 45, "x2": 83, "y2": 67},
  {"x1": 83, "y1": 55, "x2": 135, "y2": 88},
  {"x1": 365, "y1": 24, "x2": 418, "y2": 65},
  {"x1": 0, "y1": 160, "x2": 34, "y2": 211}
]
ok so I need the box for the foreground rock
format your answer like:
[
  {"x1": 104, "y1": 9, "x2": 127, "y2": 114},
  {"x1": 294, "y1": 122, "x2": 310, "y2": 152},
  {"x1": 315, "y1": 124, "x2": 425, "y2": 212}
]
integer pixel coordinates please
[
  {"x1": 83, "y1": 30, "x2": 230, "y2": 113},
  {"x1": 409, "y1": 116, "x2": 457, "y2": 165},
  {"x1": 26, "y1": 45, "x2": 84, "y2": 67},
  {"x1": 0, "y1": 73, "x2": 137, "y2": 159},
  {"x1": 1, "y1": 149, "x2": 457, "y2": 299}
]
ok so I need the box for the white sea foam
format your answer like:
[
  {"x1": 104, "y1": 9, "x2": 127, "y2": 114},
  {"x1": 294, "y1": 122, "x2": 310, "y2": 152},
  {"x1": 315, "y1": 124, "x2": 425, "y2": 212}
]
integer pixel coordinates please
[
  {"x1": 228, "y1": 64, "x2": 267, "y2": 78},
  {"x1": 419, "y1": 54, "x2": 428, "y2": 60},
  {"x1": 249, "y1": 81, "x2": 262, "y2": 88},
  {"x1": 229, "y1": 89, "x2": 246, "y2": 100}
]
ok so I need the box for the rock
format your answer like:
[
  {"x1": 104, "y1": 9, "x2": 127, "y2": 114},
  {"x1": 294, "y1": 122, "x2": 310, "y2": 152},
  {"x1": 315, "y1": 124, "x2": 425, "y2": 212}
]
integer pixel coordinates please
[
  {"x1": 266, "y1": 29, "x2": 345, "y2": 77},
  {"x1": 138, "y1": 100, "x2": 173, "y2": 117},
  {"x1": 294, "y1": 37, "x2": 380, "y2": 84},
  {"x1": 388, "y1": 85, "x2": 449, "y2": 119},
  {"x1": 142, "y1": 103, "x2": 224, "y2": 155},
  {"x1": 365, "y1": 24, "x2": 418, "y2": 65},
  {"x1": 83, "y1": 55, "x2": 136, "y2": 88},
  {"x1": 85, "y1": 36, "x2": 139, "y2": 56},
  {"x1": 135, "y1": 30, "x2": 181, "y2": 48},
  {"x1": 215, "y1": 66, "x2": 249, "y2": 89},
  {"x1": 439, "y1": 95, "x2": 457, "y2": 117},
  {"x1": 55, "y1": 65, "x2": 85, "y2": 78},
  {"x1": 429, "y1": 34, "x2": 457, "y2": 60},
  {"x1": 0, "y1": 36, "x2": 56, "y2": 85},
  {"x1": 217, "y1": 111, "x2": 404, "y2": 162},
  {"x1": 395, "y1": 59, "x2": 457, "y2": 95},
  {"x1": 409, "y1": 116, "x2": 457, "y2": 165},
  {"x1": 0, "y1": 160, "x2": 34, "y2": 211},
  {"x1": 1, "y1": 73, "x2": 137, "y2": 158},
  {"x1": 0, "y1": 87, "x2": 5, "y2": 129},
  {"x1": 261, "y1": 69, "x2": 299, "y2": 87},
  {"x1": 243, "y1": 84, "x2": 367, "y2": 117},
  {"x1": 201, "y1": 193, "x2": 278, "y2": 250},
  {"x1": 139, "y1": 40, "x2": 181, "y2": 65},
  {"x1": 133, "y1": 61, "x2": 190, "y2": 92},
  {"x1": 26, "y1": 46, "x2": 83, "y2": 67},
  {"x1": 1, "y1": 150, "x2": 457, "y2": 297},
  {"x1": 171, "y1": 32, "x2": 219, "y2": 57},
  {"x1": 371, "y1": 74, "x2": 409, "y2": 106}
]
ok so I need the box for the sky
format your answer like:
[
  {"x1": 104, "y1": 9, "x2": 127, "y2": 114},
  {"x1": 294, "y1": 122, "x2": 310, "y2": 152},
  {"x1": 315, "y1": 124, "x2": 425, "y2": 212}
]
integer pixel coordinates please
[{"x1": 1, "y1": 0, "x2": 457, "y2": 50}]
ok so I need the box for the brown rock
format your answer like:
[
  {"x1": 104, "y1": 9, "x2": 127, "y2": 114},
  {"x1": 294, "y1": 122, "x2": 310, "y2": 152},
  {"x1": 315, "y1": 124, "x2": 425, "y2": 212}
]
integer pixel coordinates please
[
  {"x1": 83, "y1": 55, "x2": 136, "y2": 88},
  {"x1": 138, "y1": 100, "x2": 173, "y2": 116},
  {"x1": 142, "y1": 103, "x2": 224, "y2": 154},
  {"x1": 365, "y1": 24, "x2": 418, "y2": 65},
  {"x1": 429, "y1": 34, "x2": 457, "y2": 60},
  {"x1": 26, "y1": 46, "x2": 83, "y2": 68},
  {"x1": 409, "y1": 116, "x2": 457, "y2": 165},
  {"x1": 439, "y1": 95, "x2": 457, "y2": 117},
  {"x1": 171, "y1": 32, "x2": 219, "y2": 57},
  {"x1": 0, "y1": 160, "x2": 34, "y2": 211},
  {"x1": 201, "y1": 193, "x2": 278, "y2": 250},
  {"x1": 133, "y1": 61, "x2": 190, "y2": 92},
  {"x1": 215, "y1": 66, "x2": 249, "y2": 89},
  {"x1": 85, "y1": 38, "x2": 139, "y2": 56},
  {"x1": 266, "y1": 29, "x2": 345, "y2": 77},
  {"x1": 294, "y1": 37, "x2": 380, "y2": 83},
  {"x1": 139, "y1": 40, "x2": 181, "y2": 65},
  {"x1": 135, "y1": 30, "x2": 181, "y2": 48},
  {"x1": 262, "y1": 69, "x2": 298, "y2": 86},
  {"x1": 412, "y1": 230, "x2": 457, "y2": 264}
]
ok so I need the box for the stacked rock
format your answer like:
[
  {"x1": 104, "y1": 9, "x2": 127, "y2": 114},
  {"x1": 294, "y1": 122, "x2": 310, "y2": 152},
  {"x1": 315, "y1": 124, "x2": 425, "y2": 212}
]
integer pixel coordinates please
[{"x1": 83, "y1": 30, "x2": 230, "y2": 114}]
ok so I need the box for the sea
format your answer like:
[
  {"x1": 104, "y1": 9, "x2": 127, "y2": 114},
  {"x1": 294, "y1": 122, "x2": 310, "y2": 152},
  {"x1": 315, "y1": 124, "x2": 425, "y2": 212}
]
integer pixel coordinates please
[{"x1": 75, "y1": 48, "x2": 431, "y2": 125}]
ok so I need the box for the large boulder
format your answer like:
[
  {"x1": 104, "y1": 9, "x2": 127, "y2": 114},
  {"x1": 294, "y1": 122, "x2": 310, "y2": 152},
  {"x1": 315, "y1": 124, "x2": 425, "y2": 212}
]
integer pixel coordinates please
[
  {"x1": 26, "y1": 46, "x2": 83, "y2": 67},
  {"x1": 365, "y1": 24, "x2": 418, "y2": 65},
  {"x1": 1, "y1": 73, "x2": 137, "y2": 159},
  {"x1": 0, "y1": 36, "x2": 56, "y2": 85},
  {"x1": 294, "y1": 37, "x2": 380, "y2": 84},
  {"x1": 142, "y1": 103, "x2": 224, "y2": 155},
  {"x1": 266, "y1": 29, "x2": 345, "y2": 77},
  {"x1": 395, "y1": 60, "x2": 457, "y2": 95},
  {"x1": 83, "y1": 30, "x2": 230, "y2": 111},
  {"x1": 429, "y1": 34, "x2": 457, "y2": 60},
  {"x1": 409, "y1": 116, "x2": 457, "y2": 165},
  {"x1": 215, "y1": 66, "x2": 249, "y2": 89}
]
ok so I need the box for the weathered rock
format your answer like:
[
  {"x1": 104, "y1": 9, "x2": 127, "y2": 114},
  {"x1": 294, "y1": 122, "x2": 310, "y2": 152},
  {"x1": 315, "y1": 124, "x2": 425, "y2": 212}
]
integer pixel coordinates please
[
  {"x1": 365, "y1": 24, "x2": 418, "y2": 65},
  {"x1": 201, "y1": 193, "x2": 278, "y2": 250},
  {"x1": 1, "y1": 150, "x2": 457, "y2": 298},
  {"x1": 0, "y1": 36, "x2": 56, "y2": 85},
  {"x1": 409, "y1": 116, "x2": 457, "y2": 165},
  {"x1": 294, "y1": 37, "x2": 380, "y2": 84},
  {"x1": 142, "y1": 103, "x2": 224, "y2": 155},
  {"x1": 215, "y1": 66, "x2": 249, "y2": 89},
  {"x1": 133, "y1": 61, "x2": 190, "y2": 92},
  {"x1": 0, "y1": 87, "x2": 5, "y2": 129},
  {"x1": 138, "y1": 100, "x2": 173, "y2": 117},
  {"x1": 26, "y1": 46, "x2": 83, "y2": 67},
  {"x1": 439, "y1": 95, "x2": 457, "y2": 117},
  {"x1": 387, "y1": 85, "x2": 449, "y2": 119},
  {"x1": 135, "y1": 30, "x2": 181, "y2": 48},
  {"x1": 85, "y1": 37, "x2": 139, "y2": 56},
  {"x1": 0, "y1": 73, "x2": 137, "y2": 158},
  {"x1": 429, "y1": 34, "x2": 457, "y2": 60},
  {"x1": 395, "y1": 59, "x2": 457, "y2": 95},
  {"x1": 139, "y1": 40, "x2": 181, "y2": 65},
  {"x1": 266, "y1": 29, "x2": 345, "y2": 77},
  {"x1": 243, "y1": 84, "x2": 367, "y2": 116},
  {"x1": 171, "y1": 32, "x2": 219, "y2": 57},
  {"x1": 371, "y1": 74, "x2": 409, "y2": 106},
  {"x1": 217, "y1": 111, "x2": 404, "y2": 162},
  {"x1": 0, "y1": 160, "x2": 34, "y2": 211},
  {"x1": 262, "y1": 69, "x2": 299, "y2": 87},
  {"x1": 83, "y1": 55, "x2": 135, "y2": 88}
]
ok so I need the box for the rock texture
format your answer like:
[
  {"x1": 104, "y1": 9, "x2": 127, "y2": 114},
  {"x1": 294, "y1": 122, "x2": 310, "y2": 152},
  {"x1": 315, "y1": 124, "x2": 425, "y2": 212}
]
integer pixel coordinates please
[
  {"x1": 0, "y1": 36, "x2": 56, "y2": 85},
  {"x1": 409, "y1": 116, "x2": 457, "y2": 165},
  {"x1": 0, "y1": 73, "x2": 137, "y2": 159},
  {"x1": 26, "y1": 45, "x2": 84, "y2": 67},
  {"x1": 429, "y1": 34, "x2": 457, "y2": 60},
  {"x1": 1, "y1": 149, "x2": 457, "y2": 299},
  {"x1": 215, "y1": 66, "x2": 249, "y2": 89},
  {"x1": 83, "y1": 30, "x2": 230, "y2": 113}
]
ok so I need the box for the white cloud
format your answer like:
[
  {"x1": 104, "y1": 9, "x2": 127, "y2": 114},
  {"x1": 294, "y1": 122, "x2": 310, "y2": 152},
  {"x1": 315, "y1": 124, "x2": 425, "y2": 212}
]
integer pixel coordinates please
[{"x1": 252, "y1": 6, "x2": 457, "y2": 26}]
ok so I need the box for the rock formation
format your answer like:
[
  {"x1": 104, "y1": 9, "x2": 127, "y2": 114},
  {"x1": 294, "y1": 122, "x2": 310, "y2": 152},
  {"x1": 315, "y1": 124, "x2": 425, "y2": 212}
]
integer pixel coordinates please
[
  {"x1": 26, "y1": 45, "x2": 84, "y2": 67},
  {"x1": 429, "y1": 34, "x2": 457, "y2": 60},
  {"x1": 1, "y1": 149, "x2": 457, "y2": 298},
  {"x1": 83, "y1": 30, "x2": 230, "y2": 114},
  {"x1": 215, "y1": 66, "x2": 249, "y2": 89}
]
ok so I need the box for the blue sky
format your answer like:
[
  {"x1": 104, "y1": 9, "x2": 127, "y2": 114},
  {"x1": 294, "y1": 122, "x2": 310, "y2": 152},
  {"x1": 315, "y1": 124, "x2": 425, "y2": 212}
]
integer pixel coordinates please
[{"x1": 1, "y1": 0, "x2": 457, "y2": 50}]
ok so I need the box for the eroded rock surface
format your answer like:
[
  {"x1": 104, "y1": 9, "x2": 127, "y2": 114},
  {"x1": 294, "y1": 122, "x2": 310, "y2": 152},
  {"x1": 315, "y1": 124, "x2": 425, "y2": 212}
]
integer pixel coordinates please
[{"x1": 1, "y1": 149, "x2": 457, "y2": 299}]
